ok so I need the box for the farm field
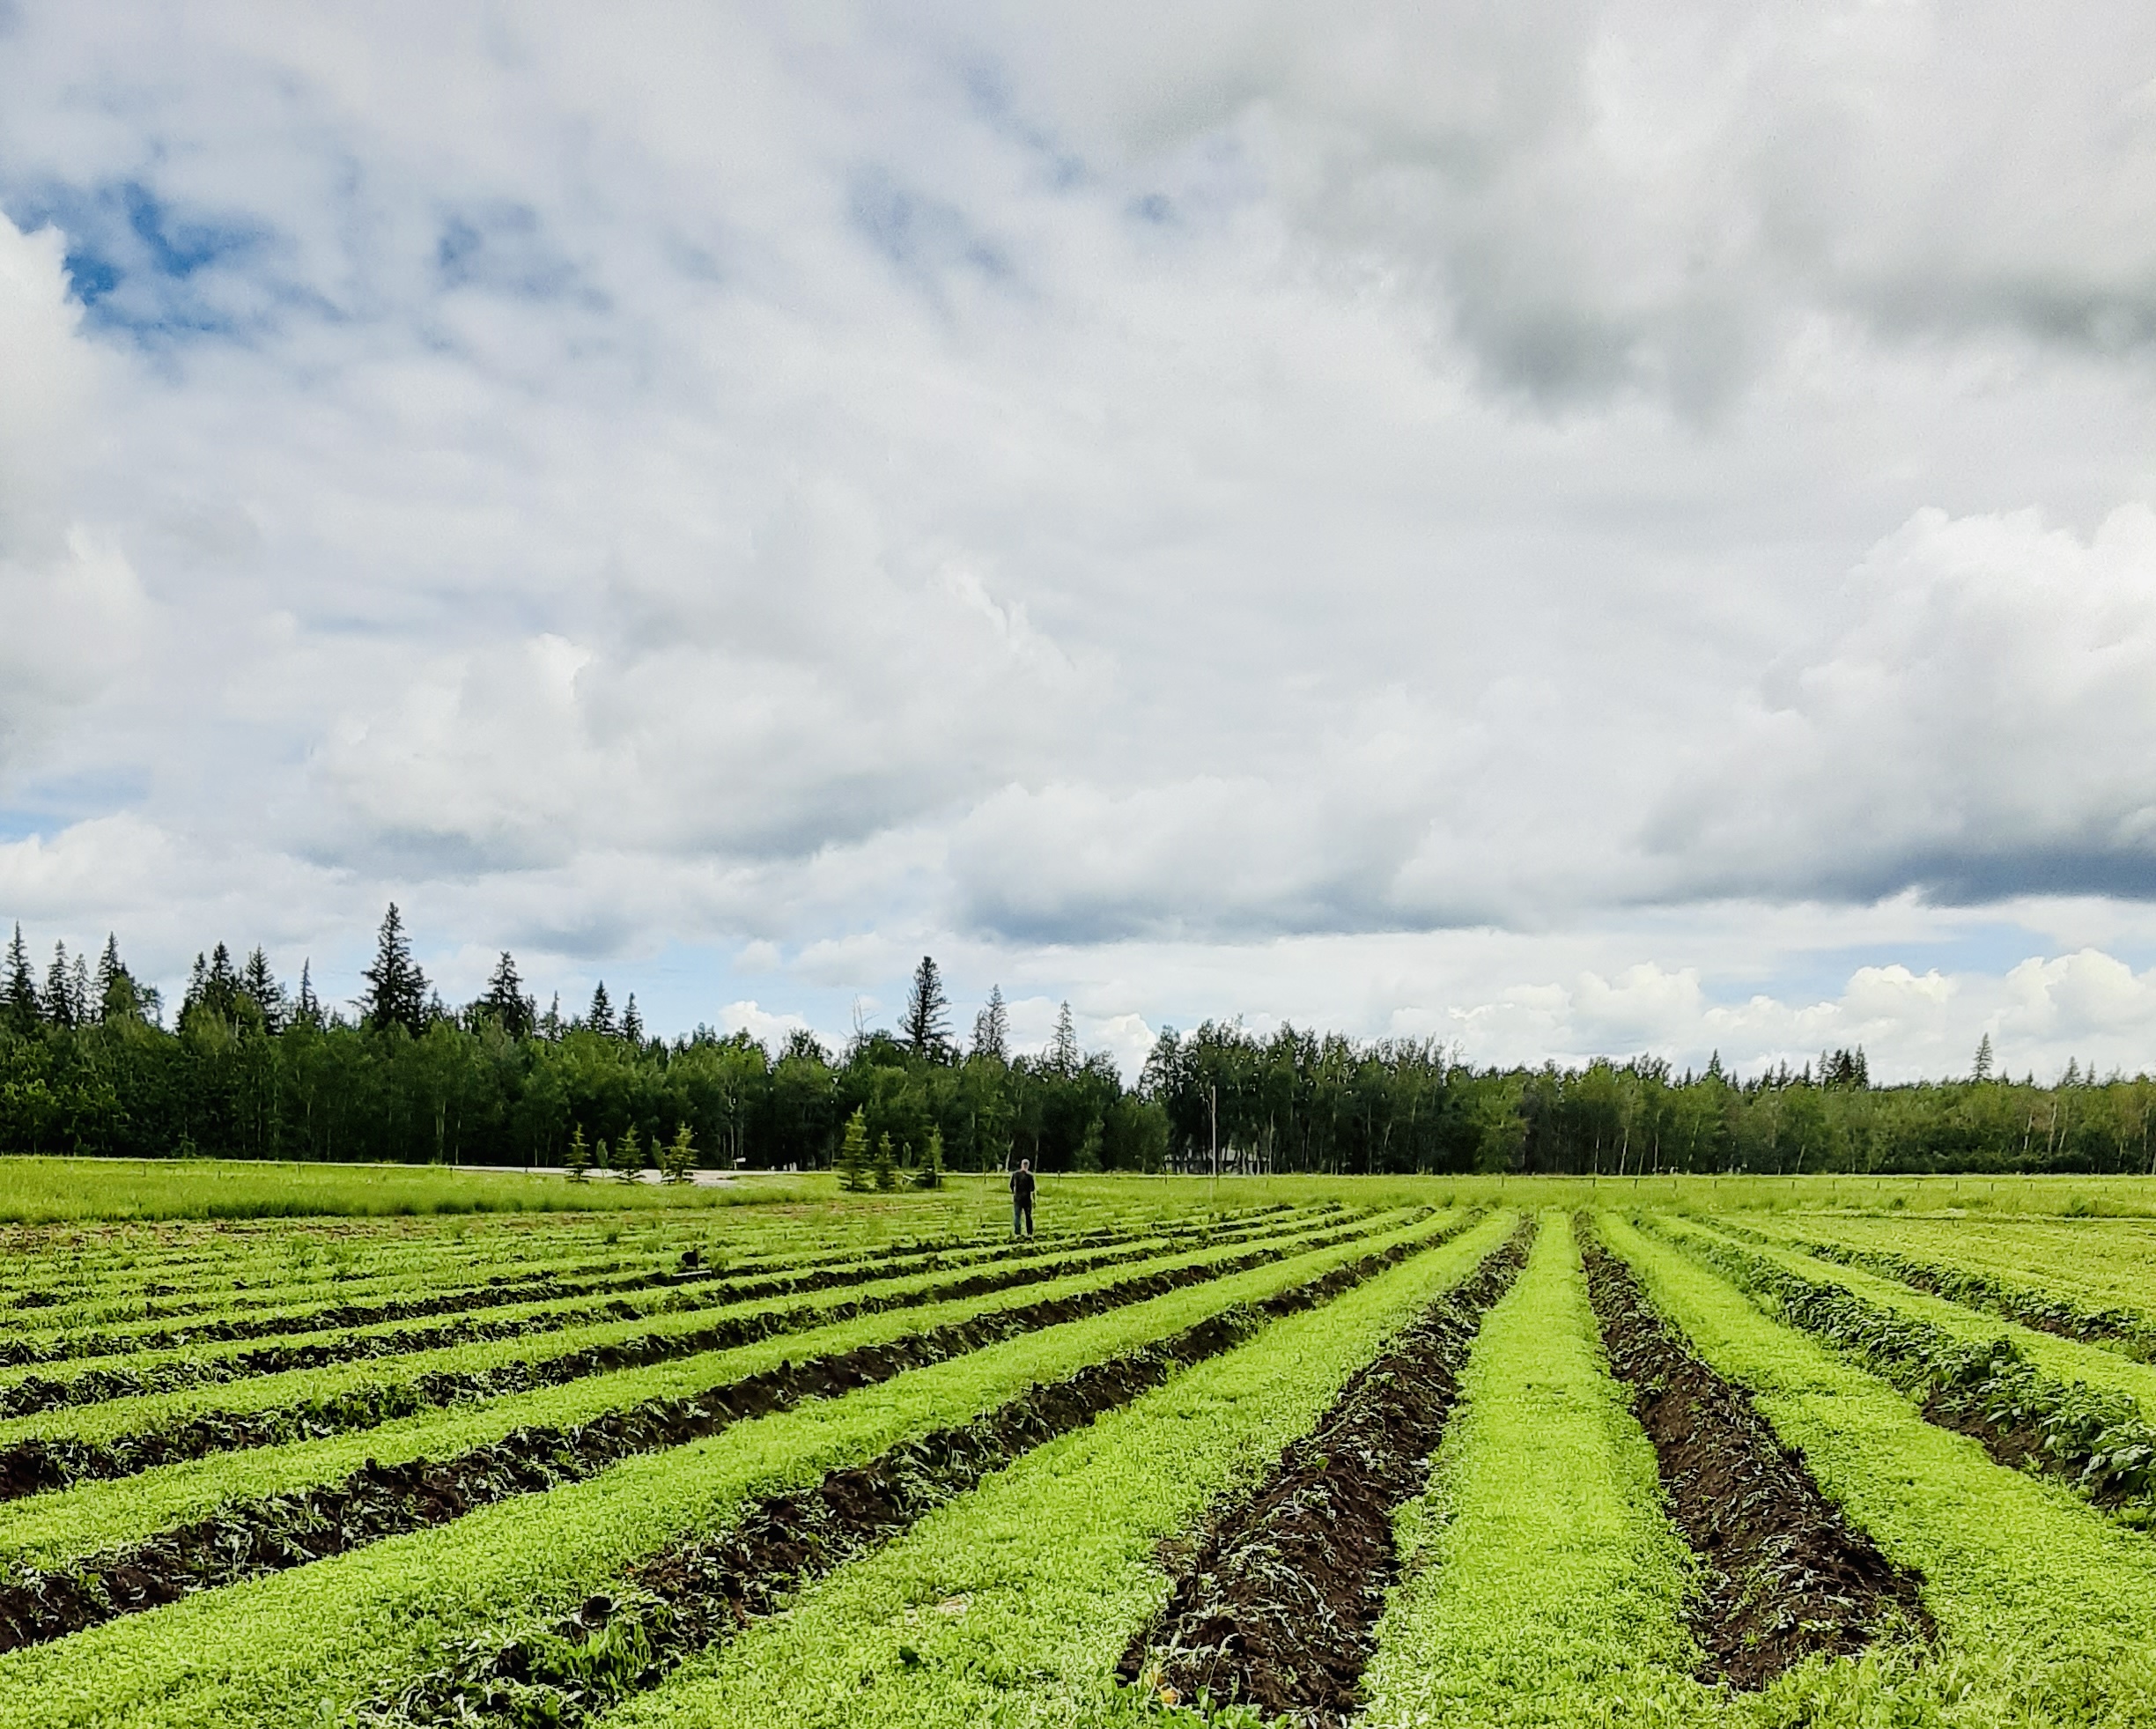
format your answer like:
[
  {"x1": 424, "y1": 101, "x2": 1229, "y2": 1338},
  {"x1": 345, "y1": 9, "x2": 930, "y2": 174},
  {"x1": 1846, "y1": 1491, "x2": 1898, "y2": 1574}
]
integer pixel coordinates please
[{"x1": 2, "y1": 1168, "x2": 2155, "y2": 1725}]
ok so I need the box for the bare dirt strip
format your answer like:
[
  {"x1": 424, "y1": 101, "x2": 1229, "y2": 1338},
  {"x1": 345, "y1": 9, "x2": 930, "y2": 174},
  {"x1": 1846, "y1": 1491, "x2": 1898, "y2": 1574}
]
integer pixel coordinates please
[
  {"x1": 0, "y1": 1221, "x2": 1453, "y2": 1655},
  {"x1": 1578, "y1": 1230, "x2": 1931, "y2": 1688},
  {"x1": 0, "y1": 1214, "x2": 1378, "y2": 1503},
  {"x1": 1113, "y1": 1221, "x2": 1535, "y2": 1727},
  {"x1": 347, "y1": 1239, "x2": 1436, "y2": 1729}
]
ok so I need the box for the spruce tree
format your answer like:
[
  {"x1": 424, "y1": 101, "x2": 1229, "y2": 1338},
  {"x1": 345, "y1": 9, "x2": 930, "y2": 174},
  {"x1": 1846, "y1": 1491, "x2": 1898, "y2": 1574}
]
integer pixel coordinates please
[
  {"x1": 903, "y1": 956, "x2": 951, "y2": 1060},
  {"x1": 837, "y1": 1108, "x2": 871, "y2": 1192},
  {"x1": 1076, "y1": 1113, "x2": 1104, "y2": 1173},
  {"x1": 241, "y1": 948, "x2": 286, "y2": 1031},
  {"x1": 95, "y1": 935, "x2": 131, "y2": 1023},
  {"x1": 587, "y1": 981, "x2": 616, "y2": 1037},
  {"x1": 661, "y1": 1123, "x2": 695, "y2": 1184},
  {"x1": 1973, "y1": 1033, "x2": 1995, "y2": 1082},
  {"x1": 913, "y1": 1126, "x2": 944, "y2": 1189},
  {"x1": 359, "y1": 904, "x2": 429, "y2": 1035},
  {"x1": 2, "y1": 925, "x2": 37, "y2": 1033},
  {"x1": 1051, "y1": 1001, "x2": 1079, "y2": 1075},
  {"x1": 612, "y1": 1123, "x2": 642, "y2": 1182},
  {"x1": 44, "y1": 942, "x2": 75, "y2": 1030},
  {"x1": 622, "y1": 994, "x2": 644, "y2": 1045},
  {"x1": 293, "y1": 960, "x2": 323, "y2": 1027},
  {"x1": 68, "y1": 954, "x2": 91, "y2": 1025},
  {"x1": 971, "y1": 985, "x2": 1008, "y2": 1061},
  {"x1": 873, "y1": 1132, "x2": 898, "y2": 1192},
  {"x1": 565, "y1": 1125, "x2": 591, "y2": 1182},
  {"x1": 477, "y1": 952, "x2": 533, "y2": 1038}
]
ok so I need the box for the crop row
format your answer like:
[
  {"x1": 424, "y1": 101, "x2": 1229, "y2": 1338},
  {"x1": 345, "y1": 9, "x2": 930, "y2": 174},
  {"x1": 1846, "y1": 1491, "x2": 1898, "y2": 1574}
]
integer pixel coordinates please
[
  {"x1": 0, "y1": 1208, "x2": 1479, "y2": 1729},
  {"x1": 4, "y1": 1201, "x2": 1318, "y2": 1367},
  {"x1": 1657, "y1": 1222, "x2": 2156, "y2": 1516},
  {"x1": 1736, "y1": 1218, "x2": 2156, "y2": 1362},
  {"x1": 0, "y1": 1207, "x2": 1329, "y2": 1413},
  {"x1": 0, "y1": 1208, "x2": 1390, "y2": 1503}
]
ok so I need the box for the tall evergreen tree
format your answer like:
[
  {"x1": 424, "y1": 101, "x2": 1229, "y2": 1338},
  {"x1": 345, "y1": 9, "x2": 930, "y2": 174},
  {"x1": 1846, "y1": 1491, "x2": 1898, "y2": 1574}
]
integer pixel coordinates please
[
  {"x1": 621, "y1": 994, "x2": 644, "y2": 1045},
  {"x1": 903, "y1": 956, "x2": 951, "y2": 1060},
  {"x1": 44, "y1": 942, "x2": 76, "y2": 1030},
  {"x1": 1050, "y1": 1001, "x2": 1079, "y2": 1075},
  {"x1": 971, "y1": 985, "x2": 1008, "y2": 1061},
  {"x1": 68, "y1": 954, "x2": 91, "y2": 1025},
  {"x1": 1973, "y1": 1033, "x2": 1995, "y2": 1082},
  {"x1": 541, "y1": 993, "x2": 562, "y2": 1039},
  {"x1": 477, "y1": 952, "x2": 534, "y2": 1038},
  {"x1": 359, "y1": 905, "x2": 429, "y2": 1036},
  {"x1": 587, "y1": 981, "x2": 616, "y2": 1038},
  {"x1": 293, "y1": 960, "x2": 323, "y2": 1027},
  {"x1": 241, "y1": 948, "x2": 286, "y2": 1031},
  {"x1": 3, "y1": 925, "x2": 39, "y2": 1032}
]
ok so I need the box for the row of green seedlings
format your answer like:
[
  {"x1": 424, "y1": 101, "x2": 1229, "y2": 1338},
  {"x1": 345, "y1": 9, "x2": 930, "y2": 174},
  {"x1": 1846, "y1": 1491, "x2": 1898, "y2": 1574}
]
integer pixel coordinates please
[
  {"x1": 1661, "y1": 1223, "x2": 2156, "y2": 1524},
  {"x1": 340, "y1": 1237, "x2": 1444, "y2": 1729},
  {"x1": 0, "y1": 1220, "x2": 1438, "y2": 1656},
  {"x1": 563, "y1": 1127, "x2": 700, "y2": 1186},
  {"x1": 0, "y1": 1212, "x2": 1377, "y2": 1498},
  {"x1": 1733, "y1": 1224, "x2": 2156, "y2": 1362},
  {"x1": 0, "y1": 1208, "x2": 1323, "y2": 1415}
]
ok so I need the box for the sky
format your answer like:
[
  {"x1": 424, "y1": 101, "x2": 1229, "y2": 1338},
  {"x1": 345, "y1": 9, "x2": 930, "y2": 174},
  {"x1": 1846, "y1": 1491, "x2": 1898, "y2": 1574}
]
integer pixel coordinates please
[{"x1": 4, "y1": 3, "x2": 2156, "y2": 1082}]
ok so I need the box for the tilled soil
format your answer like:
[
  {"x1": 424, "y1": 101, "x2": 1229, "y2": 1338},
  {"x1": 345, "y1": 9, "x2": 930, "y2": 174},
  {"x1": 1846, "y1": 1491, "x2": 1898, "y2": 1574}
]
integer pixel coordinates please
[
  {"x1": 350, "y1": 1236, "x2": 1430, "y2": 1729},
  {"x1": 0, "y1": 1218, "x2": 1451, "y2": 1655},
  {"x1": 0, "y1": 1214, "x2": 1370, "y2": 1503},
  {"x1": 1115, "y1": 1221, "x2": 1535, "y2": 1728},
  {"x1": 1579, "y1": 1232, "x2": 1931, "y2": 1688}
]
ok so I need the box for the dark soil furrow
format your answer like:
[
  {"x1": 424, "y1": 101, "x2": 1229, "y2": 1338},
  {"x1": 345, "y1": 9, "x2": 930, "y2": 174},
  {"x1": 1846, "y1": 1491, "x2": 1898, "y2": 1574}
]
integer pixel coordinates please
[
  {"x1": 347, "y1": 1234, "x2": 1440, "y2": 1729},
  {"x1": 0, "y1": 1215, "x2": 1382, "y2": 1502},
  {"x1": 0, "y1": 1217, "x2": 1455, "y2": 1654},
  {"x1": 0, "y1": 1209, "x2": 1314, "y2": 1376},
  {"x1": 1115, "y1": 1221, "x2": 1535, "y2": 1727},
  {"x1": 1580, "y1": 1230, "x2": 1931, "y2": 1689}
]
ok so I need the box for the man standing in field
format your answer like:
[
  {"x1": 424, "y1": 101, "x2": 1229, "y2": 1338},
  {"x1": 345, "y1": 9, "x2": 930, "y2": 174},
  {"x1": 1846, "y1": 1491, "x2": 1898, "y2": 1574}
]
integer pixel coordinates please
[{"x1": 1009, "y1": 1158, "x2": 1036, "y2": 1239}]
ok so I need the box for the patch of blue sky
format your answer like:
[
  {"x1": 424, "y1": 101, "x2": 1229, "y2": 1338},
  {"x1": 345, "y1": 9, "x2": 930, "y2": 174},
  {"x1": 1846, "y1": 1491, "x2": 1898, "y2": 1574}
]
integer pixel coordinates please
[
  {"x1": 848, "y1": 166, "x2": 1014, "y2": 286},
  {"x1": 0, "y1": 770, "x2": 147, "y2": 842},
  {"x1": 434, "y1": 201, "x2": 592, "y2": 303},
  {"x1": 12, "y1": 176, "x2": 270, "y2": 341},
  {"x1": 1737, "y1": 920, "x2": 2105, "y2": 1011}
]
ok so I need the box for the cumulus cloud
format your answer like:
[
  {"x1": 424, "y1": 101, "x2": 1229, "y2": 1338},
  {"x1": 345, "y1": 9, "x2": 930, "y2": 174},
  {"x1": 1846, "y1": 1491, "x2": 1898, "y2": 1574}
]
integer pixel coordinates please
[
  {"x1": 2, "y1": 4, "x2": 2156, "y2": 1076},
  {"x1": 1651, "y1": 503, "x2": 2156, "y2": 903}
]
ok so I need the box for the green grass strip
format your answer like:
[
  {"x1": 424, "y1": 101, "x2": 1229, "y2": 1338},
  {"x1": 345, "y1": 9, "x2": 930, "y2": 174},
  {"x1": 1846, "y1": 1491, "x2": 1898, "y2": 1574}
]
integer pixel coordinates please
[
  {"x1": 0, "y1": 1211, "x2": 1463, "y2": 1729},
  {"x1": 592, "y1": 1212, "x2": 1521, "y2": 1729},
  {"x1": 1355, "y1": 1212, "x2": 1711, "y2": 1729},
  {"x1": 1605, "y1": 1214, "x2": 2156, "y2": 1726},
  {"x1": 0, "y1": 1212, "x2": 1426, "y2": 1573}
]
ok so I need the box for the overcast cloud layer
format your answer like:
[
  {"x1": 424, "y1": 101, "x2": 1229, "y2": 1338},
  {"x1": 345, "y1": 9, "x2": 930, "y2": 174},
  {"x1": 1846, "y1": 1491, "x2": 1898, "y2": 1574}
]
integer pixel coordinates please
[{"x1": 4, "y1": 2, "x2": 2156, "y2": 1081}]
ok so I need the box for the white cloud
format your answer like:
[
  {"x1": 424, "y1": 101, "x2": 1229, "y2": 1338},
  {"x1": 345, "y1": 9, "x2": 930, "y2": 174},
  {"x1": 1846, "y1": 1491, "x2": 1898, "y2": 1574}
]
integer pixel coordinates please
[{"x1": 2, "y1": 4, "x2": 2156, "y2": 1078}]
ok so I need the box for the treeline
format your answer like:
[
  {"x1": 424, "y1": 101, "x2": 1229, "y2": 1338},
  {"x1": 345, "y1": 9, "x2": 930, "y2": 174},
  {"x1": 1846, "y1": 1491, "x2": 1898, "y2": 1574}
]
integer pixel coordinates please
[{"x1": 3, "y1": 912, "x2": 2152, "y2": 1176}]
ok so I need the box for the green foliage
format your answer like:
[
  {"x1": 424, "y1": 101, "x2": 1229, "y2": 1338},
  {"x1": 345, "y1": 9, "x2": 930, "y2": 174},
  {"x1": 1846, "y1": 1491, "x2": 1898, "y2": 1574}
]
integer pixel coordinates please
[
  {"x1": 913, "y1": 1126, "x2": 944, "y2": 1190},
  {"x1": 1606, "y1": 1213, "x2": 2156, "y2": 1726},
  {"x1": 873, "y1": 1131, "x2": 898, "y2": 1192},
  {"x1": 565, "y1": 1126, "x2": 591, "y2": 1184},
  {"x1": 838, "y1": 1109, "x2": 871, "y2": 1193},
  {"x1": 659, "y1": 1124, "x2": 695, "y2": 1185},
  {"x1": 1665, "y1": 1224, "x2": 2156, "y2": 1510},
  {"x1": 610, "y1": 1125, "x2": 642, "y2": 1184},
  {"x1": 1076, "y1": 1113, "x2": 1104, "y2": 1174}
]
